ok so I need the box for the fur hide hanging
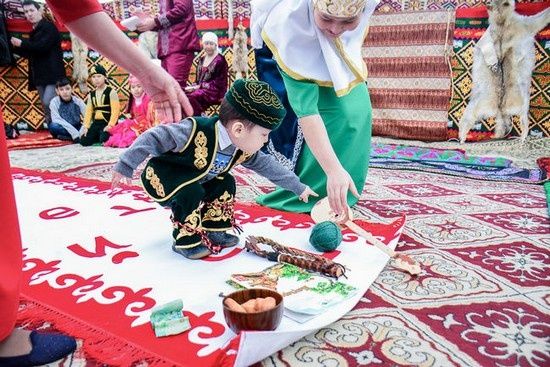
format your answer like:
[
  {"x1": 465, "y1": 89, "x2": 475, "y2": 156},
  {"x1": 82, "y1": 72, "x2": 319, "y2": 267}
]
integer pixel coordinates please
[
  {"x1": 458, "y1": 0, "x2": 550, "y2": 143},
  {"x1": 70, "y1": 33, "x2": 89, "y2": 94},
  {"x1": 138, "y1": 31, "x2": 158, "y2": 60},
  {"x1": 227, "y1": 0, "x2": 234, "y2": 40},
  {"x1": 232, "y1": 22, "x2": 248, "y2": 79}
]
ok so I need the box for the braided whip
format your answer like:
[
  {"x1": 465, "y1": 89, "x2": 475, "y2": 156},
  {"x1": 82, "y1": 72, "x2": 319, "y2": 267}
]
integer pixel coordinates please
[
  {"x1": 245, "y1": 236, "x2": 347, "y2": 279},
  {"x1": 171, "y1": 216, "x2": 222, "y2": 254}
]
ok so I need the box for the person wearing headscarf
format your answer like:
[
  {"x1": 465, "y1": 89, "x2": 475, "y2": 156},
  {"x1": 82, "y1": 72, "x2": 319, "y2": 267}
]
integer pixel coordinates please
[
  {"x1": 185, "y1": 32, "x2": 229, "y2": 116},
  {"x1": 252, "y1": 0, "x2": 379, "y2": 214}
]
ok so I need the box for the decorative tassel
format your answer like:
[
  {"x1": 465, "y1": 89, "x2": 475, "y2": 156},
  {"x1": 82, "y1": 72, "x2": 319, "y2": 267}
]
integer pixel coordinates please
[{"x1": 70, "y1": 33, "x2": 89, "y2": 94}]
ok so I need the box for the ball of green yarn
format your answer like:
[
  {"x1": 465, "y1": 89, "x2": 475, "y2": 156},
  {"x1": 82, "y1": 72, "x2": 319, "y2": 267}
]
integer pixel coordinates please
[{"x1": 309, "y1": 221, "x2": 342, "y2": 252}]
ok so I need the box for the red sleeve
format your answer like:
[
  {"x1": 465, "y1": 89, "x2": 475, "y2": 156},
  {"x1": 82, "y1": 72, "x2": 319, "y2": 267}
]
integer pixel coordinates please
[{"x1": 46, "y1": 0, "x2": 103, "y2": 23}]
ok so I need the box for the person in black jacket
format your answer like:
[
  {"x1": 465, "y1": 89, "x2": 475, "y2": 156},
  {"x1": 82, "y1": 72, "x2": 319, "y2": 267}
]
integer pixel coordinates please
[{"x1": 10, "y1": 0, "x2": 65, "y2": 127}]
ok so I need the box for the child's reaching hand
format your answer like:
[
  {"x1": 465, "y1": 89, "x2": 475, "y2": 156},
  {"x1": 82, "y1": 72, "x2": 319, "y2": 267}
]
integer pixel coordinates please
[
  {"x1": 111, "y1": 170, "x2": 132, "y2": 190},
  {"x1": 298, "y1": 186, "x2": 318, "y2": 203}
]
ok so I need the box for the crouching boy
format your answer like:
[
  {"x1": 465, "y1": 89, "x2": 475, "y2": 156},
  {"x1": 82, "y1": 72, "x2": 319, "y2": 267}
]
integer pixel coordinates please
[{"x1": 111, "y1": 79, "x2": 316, "y2": 259}]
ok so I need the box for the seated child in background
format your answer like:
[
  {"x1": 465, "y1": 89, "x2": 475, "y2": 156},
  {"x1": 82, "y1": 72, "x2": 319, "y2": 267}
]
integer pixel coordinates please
[
  {"x1": 80, "y1": 64, "x2": 120, "y2": 146},
  {"x1": 112, "y1": 79, "x2": 317, "y2": 260},
  {"x1": 104, "y1": 75, "x2": 158, "y2": 148},
  {"x1": 48, "y1": 78, "x2": 86, "y2": 142},
  {"x1": 185, "y1": 32, "x2": 228, "y2": 116}
]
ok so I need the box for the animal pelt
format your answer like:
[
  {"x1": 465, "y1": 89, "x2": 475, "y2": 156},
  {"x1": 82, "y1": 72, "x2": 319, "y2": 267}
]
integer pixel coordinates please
[
  {"x1": 232, "y1": 22, "x2": 248, "y2": 79},
  {"x1": 70, "y1": 33, "x2": 89, "y2": 94},
  {"x1": 138, "y1": 31, "x2": 158, "y2": 60},
  {"x1": 458, "y1": 0, "x2": 550, "y2": 143}
]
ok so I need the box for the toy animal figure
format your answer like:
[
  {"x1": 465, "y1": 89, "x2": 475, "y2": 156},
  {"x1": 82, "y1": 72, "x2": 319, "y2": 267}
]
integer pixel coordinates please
[{"x1": 458, "y1": 0, "x2": 550, "y2": 143}]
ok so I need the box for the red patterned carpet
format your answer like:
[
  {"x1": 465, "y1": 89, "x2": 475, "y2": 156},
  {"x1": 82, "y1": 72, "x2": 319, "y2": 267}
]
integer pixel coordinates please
[
  {"x1": 256, "y1": 168, "x2": 549, "y2": 367},
  {"x1": 14, "y1": 161, "x2": 549, "y2": 366},
  {"x1": 6, "y1": 131, "x2": 73, "y2": 151}
]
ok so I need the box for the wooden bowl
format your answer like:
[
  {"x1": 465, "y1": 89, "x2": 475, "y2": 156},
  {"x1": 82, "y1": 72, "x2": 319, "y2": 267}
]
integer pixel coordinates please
[{"x1": 222, "y1": 288, "x2": 284, "y2": 334}]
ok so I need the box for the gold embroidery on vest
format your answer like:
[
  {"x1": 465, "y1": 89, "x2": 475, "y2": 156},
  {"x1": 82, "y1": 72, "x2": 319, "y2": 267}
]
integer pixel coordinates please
[
  {"x1": 145, "y1": 166, "x2": 165, "y2": 197},
  {"x1": 194, "y1": 131, "x2": 208, "y2": 169},
  {"x1": 203, "y1": 191, "x2": 233, "y2": 222},
  {"x1": 175, "y1": 208, "x2": 202, "y2": 239}
]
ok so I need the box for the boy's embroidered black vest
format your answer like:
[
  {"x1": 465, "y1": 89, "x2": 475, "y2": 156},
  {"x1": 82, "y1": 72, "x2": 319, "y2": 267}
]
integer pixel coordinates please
[
  {"x1": 142, "y1": 117, "x2": 251, "y2": 202},
  {"x1": 91, "y1": 86, "x2": 113, "y2": 123}
]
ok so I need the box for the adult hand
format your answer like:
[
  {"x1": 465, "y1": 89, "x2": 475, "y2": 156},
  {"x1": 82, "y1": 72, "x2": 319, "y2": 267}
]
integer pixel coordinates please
[
  {"x1": 326, "y1": 167, "x2": 360, "y2": 216},
  {"x1": 135, "y1": 63, "x2": 194, "y2": 122},
  {"x1": 10, "y1": 37, "x2": 22, "y2": 47},
  {"x1": 136, "y1": 16, "x2": 156, "y2": 32}
]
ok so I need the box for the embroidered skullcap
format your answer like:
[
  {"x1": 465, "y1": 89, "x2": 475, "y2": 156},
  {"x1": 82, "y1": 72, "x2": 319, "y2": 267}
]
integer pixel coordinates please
[
  {"x1": 313, "y1": 0, "x2": 367, "y2": 18},
  {"x1": 202, "y1": 31, "x2": 218, "y2": 45},
  {"x1": 225, "y1": 79, "x2": 286, "y2": 130},
  {"x1": 90, "y1": 64, "x2": 107, "y2": 77}
]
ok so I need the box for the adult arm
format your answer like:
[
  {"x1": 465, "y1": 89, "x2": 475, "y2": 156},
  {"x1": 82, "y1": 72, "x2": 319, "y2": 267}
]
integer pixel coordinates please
[
  {"x1": 46, "y1": 1, "x2": 193, "y2": 121},
  {"x1": 282, "y1": 71, "x2": 360, "y2": 215},
  {"x1": 205, "y1": 56, "x2": 229, "y2": 94},
  {"x1": 18, "y1": 23, "x2": 58, "y2": 53}
]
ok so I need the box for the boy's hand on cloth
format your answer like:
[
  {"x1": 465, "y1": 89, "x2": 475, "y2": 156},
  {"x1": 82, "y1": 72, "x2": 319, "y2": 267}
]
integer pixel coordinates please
[
  {"x1": 111, "y1": 170, "x2": 132, "y2": 191},
  {"x1": 299, "y1": 186, "x2": 318, "y2": 203}
]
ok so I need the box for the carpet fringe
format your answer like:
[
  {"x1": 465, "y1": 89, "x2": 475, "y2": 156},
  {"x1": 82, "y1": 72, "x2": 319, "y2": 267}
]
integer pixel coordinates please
[{"x1": 17, "y1": 297, "x2": 176, "y2": 367}]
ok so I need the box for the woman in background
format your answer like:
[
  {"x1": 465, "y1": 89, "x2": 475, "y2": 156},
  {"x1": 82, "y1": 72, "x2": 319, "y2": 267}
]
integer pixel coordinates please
[
  {"x1": 252, "y1": 0, "x2": 379, "y2": 214},
  {"x1": 185, "y1": 32, "x2": 229, "y2": 116}
]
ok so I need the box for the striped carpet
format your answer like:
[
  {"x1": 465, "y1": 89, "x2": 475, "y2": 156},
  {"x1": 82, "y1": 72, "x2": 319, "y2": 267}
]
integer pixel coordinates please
[{"x1": 363, "y1": 10, "x2": 455, "y2": 141}]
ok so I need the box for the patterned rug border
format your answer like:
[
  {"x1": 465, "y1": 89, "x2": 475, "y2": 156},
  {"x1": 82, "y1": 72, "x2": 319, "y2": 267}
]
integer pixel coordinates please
[{"x1": 372, "y1": 136, "x2": 550, "y2": 169}]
